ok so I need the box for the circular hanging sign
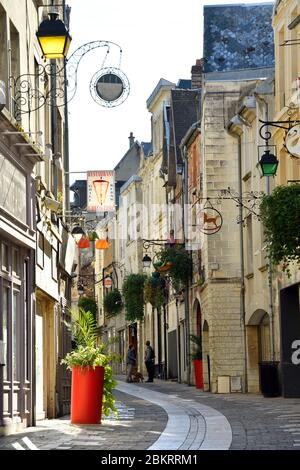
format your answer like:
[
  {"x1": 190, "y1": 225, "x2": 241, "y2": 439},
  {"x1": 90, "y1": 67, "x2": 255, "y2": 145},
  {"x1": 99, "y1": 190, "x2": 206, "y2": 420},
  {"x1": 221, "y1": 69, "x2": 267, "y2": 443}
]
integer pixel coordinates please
[
  {"x1": 200, "y1": 207, "x2": 223, "y2": 235},
  {"x1": 285, "y1": 124, "x2": 300, "y2": 158},
  {"x1": 90, "y1": 67, "x2": 130, "y2": 107},
  {"x1": 103, "y1": 276, "x2": 113, "y2": 288}
]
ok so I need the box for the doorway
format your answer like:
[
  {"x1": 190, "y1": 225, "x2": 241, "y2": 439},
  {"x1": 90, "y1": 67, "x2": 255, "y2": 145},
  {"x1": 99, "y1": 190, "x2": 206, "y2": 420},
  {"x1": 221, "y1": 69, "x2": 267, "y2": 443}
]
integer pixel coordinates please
[
  {"x1": 35, "y1": 313, "x2": 45, "y2": 420},
  {"x1": 202, "y1": 320, "x2": 210, "y2": 391}
]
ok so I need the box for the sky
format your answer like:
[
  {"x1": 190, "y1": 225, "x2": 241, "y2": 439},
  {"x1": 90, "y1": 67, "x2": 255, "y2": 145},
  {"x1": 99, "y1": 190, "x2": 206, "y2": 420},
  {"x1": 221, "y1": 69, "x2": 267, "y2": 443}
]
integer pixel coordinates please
[{"x1": 67, "y1": 0, "x2": 273, "y2": 182}]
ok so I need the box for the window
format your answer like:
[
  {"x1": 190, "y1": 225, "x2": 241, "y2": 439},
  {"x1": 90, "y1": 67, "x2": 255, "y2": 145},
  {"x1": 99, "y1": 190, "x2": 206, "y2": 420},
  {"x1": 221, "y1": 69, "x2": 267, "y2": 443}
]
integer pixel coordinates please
[
  {"x1": 246, "y1": 215, "x2": 253, "y2": 275},
  {"x1": 37, "y1": 231, "x2": 44, "y2": 269},
  {"x1": 9, "y1": 20, "x2": 20, "y2": 118},
  {"x1": 12, "y1": 249, "x2": 19, "y2": 277},
  {"x1": 13, "y1": 291, "x2": 20, "y2": 382},
  {"x1": 1, "y1": 243, "x2": 9, "y2": 272},
  {"x1": 51, "y1": 248, "x2": 58, "y2": 281},
  {"x1": 2, "y1": 287, "x2": 9, "y2": 381},
  {"x1": 0, "y1": 5, "x2": 8, "y2": 94}
]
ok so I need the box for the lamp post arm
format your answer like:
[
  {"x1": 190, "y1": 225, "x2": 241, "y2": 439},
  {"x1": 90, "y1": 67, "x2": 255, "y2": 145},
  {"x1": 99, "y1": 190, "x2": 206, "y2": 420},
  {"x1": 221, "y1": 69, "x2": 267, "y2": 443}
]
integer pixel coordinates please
[{"x1": 10, "y1": 40, "x2": 123, "y2": 117}]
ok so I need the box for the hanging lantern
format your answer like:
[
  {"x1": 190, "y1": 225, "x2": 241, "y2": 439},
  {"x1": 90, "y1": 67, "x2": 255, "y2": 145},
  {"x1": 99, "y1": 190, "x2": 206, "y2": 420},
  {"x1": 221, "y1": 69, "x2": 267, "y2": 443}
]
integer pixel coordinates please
[
  {"x1": 259, "y1": 149, "x2": 279, "y2": 177},
  {"x1": 77, "y1": 236, "x2": 90, "y2": 249},
  {"x1": 36, "y1": 12, "x2": 72, "y2": 59},
  {"x1": 71, "y1": 226, "x2": 85, "y2": 242},
  {"x1": 95, "y1": 239, "x2": 110, "y2": 250}
]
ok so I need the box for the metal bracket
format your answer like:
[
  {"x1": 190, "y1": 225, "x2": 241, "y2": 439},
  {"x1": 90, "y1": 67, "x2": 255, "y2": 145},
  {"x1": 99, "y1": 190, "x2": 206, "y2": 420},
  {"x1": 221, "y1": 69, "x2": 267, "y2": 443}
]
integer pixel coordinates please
[
  {"x1": 10, "y1": 40, "x2": 125, "y2": 119},
  {"x1": 259, "y1": 118, "x2": 300, "y2": 146}
]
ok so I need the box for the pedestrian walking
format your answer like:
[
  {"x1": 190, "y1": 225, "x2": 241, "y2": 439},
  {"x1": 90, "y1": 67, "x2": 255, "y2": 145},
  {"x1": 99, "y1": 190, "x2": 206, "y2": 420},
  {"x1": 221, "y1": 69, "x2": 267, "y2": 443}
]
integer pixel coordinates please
[
  {"x1": 144, "y1": 340, "x2": 155, "y2": 383},
  {"x1": 126, "y1": 344, "x2": 136, "y2": 383}
]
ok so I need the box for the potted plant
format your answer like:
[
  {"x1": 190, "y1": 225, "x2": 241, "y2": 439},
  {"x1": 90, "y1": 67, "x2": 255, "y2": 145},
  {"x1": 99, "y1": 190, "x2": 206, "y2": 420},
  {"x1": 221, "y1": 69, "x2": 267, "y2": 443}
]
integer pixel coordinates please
[
  {"x1": 190, "y1": 334, "x2": 203, "y2": 390},
  {"x1": 61, "y1": 308, "x2": 118, "y2": 424}
]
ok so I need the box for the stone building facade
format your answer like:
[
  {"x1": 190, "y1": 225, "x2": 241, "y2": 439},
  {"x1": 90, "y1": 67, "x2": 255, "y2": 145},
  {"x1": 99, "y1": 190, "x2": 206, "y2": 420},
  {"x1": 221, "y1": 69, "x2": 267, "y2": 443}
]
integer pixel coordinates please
[{"x1": 0, "y1": 0, "x2": 72, "y2": 434}]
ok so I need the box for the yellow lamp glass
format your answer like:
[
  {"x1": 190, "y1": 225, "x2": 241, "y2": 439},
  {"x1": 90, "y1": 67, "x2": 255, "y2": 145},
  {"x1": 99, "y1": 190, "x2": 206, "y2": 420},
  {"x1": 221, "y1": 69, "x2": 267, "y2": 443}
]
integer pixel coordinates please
[{"x1": 38, "y1": 36, "x2": 68, "y2": 59}]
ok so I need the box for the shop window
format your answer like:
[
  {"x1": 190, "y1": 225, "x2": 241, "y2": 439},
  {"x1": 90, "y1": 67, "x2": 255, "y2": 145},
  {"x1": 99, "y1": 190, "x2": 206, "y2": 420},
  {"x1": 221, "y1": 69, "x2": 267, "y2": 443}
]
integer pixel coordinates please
[
  {"x1": 13, "y1": 291, "x2": 20, "y2": 382},
  {"x1": 2, "y1": 286, "x2": 9, "y2": 381}
]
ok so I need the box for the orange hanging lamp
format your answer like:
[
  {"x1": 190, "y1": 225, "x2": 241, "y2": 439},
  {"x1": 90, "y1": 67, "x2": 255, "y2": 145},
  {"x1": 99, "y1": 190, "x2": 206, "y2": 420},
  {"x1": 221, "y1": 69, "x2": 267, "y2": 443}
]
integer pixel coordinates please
[{"x1": 95, "y1": 239, "x2": 110, "y2": 250}]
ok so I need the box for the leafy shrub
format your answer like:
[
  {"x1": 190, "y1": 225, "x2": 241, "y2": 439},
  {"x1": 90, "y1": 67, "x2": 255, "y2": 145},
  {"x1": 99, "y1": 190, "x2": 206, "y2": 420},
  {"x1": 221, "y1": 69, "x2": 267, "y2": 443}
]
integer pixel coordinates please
[
  {"x1": 122, "y1": 274, "x2": 146, "y2": 322},
  {"x1": 103, "y1": 289, "x2": 123, "y2": 316},
  {"x1": 260, "y1": 184, "x2": 300, "y2": 273},
  {"x1": 78, "y1": 296, "x2": 98, "y2": 318}
]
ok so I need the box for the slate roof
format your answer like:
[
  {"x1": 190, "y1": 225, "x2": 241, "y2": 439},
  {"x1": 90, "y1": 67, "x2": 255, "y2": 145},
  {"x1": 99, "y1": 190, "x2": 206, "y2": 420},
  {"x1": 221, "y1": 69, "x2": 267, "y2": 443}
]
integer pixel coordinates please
[
  {"x1": 171, "y1": 89, "x2": 200, "y2": 165},
  {"x1": 177, "y1": 79, "x2": 192, "y2": 89},
  {"x1": 146, "y1": 78, "x2": 175, "y2": 109},
  {"x1": 204, "y1": 3, "x2": 275, "y2": 73},
  {"x1": 141, "y1": 141, "x2": 152, "y2": 158}
]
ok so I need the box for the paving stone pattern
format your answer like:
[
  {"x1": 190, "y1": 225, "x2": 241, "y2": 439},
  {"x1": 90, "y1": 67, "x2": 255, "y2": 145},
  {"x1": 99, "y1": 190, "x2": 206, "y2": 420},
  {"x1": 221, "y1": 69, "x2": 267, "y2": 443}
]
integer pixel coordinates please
[
  {"x1": 132, "y1": 380, "x2": 300, "y2": 450},
  {"x1": 0, "y1": 391, "x2": 167, "y2": 451}
]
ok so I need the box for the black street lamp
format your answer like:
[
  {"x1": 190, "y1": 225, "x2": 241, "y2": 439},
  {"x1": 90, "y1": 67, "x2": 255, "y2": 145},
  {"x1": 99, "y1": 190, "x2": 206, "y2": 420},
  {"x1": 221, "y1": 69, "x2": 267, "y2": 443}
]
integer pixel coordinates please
[
  {"x1": 36, "y1": 12, "x2": 72, "y2": 59},
  {"x1": 259, "y1": 149, "x2": 279, "y2": 177},
  {"x1": 71, "y1": 225, "x2": 85, "y2": 242},
  {"x1": 77, "y1": 284, "x2": 84, "y2": 296},
  {"x1": 142, "y1": 254, "x2": 152, "y2": 269}
]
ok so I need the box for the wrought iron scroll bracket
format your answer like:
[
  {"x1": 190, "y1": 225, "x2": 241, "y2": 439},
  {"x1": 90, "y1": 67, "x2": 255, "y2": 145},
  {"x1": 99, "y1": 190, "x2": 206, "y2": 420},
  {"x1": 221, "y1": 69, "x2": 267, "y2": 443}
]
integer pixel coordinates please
[
  {"x1": 259, "y1": 118, "x2": 300, "y2": 146},
  {"x1": 10, "y1": 40, "x2": 123, "y2": 119}
]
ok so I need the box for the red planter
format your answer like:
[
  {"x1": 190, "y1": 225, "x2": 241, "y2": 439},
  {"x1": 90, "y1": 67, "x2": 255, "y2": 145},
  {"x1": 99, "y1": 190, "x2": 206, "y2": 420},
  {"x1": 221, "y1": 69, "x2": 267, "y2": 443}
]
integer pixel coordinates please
[
  {"x1": 193, "y1": 359, "x2": 204, "y2": 389},
  {"x1": 71, "y1": 366, "x2": 105, "y2": 424}
]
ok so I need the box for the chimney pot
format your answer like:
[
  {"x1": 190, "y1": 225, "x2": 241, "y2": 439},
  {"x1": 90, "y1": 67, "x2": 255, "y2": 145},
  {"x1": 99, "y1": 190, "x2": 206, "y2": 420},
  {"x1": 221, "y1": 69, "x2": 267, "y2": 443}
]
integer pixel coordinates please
[{"x1": 128, "y1": 132, "x2": 135, "y2": 148}]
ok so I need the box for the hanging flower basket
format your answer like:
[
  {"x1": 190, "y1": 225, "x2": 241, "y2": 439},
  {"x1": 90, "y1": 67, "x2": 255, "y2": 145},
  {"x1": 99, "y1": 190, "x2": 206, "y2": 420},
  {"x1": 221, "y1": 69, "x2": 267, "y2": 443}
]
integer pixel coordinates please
[{"x1": 155, "y1": 261, "x2": 173, "y2": 273}]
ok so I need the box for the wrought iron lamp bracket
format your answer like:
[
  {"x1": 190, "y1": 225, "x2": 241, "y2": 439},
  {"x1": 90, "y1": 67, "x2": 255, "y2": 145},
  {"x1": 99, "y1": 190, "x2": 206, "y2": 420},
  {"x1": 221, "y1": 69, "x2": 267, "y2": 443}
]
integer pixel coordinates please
[
  {"x1": 259, "y1": 118, "x2": 300, "y2": 146},
  {"x1": 142, "y1": 239, "x2": 169, "y2": 250},
  {"x1": 10, "y1": 40, "x2": 124, "y2": 119}
]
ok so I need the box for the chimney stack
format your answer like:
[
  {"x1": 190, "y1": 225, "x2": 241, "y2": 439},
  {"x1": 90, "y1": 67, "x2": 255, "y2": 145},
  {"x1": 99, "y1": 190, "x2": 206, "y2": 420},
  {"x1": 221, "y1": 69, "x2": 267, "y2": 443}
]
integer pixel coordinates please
[
  {"x1": 128, "y1": 132, "x2": 135, "y2": 148},
  {"x1": 191, "y1": 59, "x2": 204, "y2": 89}
]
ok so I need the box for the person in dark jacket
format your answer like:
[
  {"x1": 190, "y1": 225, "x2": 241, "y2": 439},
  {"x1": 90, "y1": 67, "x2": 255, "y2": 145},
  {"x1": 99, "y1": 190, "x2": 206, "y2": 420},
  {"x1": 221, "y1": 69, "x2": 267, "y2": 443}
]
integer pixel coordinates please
[
  {"x1": 126, "y1": 344, "x2": 136, "y2": 383},
  {"x1": 144, "y1": 340, "x2": 155, "y2": 382}
]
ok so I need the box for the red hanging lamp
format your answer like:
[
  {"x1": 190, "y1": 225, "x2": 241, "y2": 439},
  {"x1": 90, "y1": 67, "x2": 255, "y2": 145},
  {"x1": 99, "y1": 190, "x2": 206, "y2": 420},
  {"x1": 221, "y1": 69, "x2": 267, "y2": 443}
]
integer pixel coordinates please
[{"x1": 77, "y1": 236, "x2": 90, "y2": 249}]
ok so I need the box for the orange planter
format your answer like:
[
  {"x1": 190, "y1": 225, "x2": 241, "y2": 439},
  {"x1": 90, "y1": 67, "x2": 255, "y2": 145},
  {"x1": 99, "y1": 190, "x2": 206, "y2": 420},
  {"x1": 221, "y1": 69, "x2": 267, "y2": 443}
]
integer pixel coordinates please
[
  {"x1": 193, "y1": 359, "x2": 204, "y2": 389},
  {"x1": 71, "y1": 366, "x2": 105, "y2": 424}
]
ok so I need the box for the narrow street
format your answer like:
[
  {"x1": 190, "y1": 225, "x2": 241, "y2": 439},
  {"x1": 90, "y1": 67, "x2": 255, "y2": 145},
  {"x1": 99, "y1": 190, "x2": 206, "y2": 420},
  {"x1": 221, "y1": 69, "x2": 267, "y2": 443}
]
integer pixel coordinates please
[{"x1": 1, "y1": 377, "x2": 300, "y2": 451}]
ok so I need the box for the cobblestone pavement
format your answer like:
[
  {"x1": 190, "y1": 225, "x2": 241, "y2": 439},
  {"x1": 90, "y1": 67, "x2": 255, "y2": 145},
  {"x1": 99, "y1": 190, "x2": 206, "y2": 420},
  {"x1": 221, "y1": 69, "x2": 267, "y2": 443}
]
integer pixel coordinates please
[
  {"x1": 123, "y1": 378, "x2": 300, "y2": 450},
  {"x1": 0, "y1": 390, "x2": 167, "y2": 450},
  {"x1": 1, "y1": 376, "x2": 300, "y2": 450}
]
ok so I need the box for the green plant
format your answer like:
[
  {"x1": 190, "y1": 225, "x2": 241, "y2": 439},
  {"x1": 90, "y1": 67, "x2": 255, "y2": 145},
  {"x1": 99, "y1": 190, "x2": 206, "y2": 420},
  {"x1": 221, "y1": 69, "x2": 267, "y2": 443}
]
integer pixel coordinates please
[
  {"x1": 78, "y1": 296, "x2": 98, "y2": 318},
  {"x1": 260, "y1": 184, "x2": 300, "y2": 274},
  {"x1": 156, "y1": 245, "x2": 192, "y2": 292},
  {"x1": 104, "y1": 289, "x2": 123, "y2": 316},
  {"x1": 144, "y1": 273, "x2": 166, "y2": 311},
  {"x1": 61, "y1": 308, "x2": 118, "y2": 417},
  {"x1": 190, "y1": 334, "x2": 202, "y2": 360},
  {"x1": 122, "y1": 273, "x2": 146, "y2": 322}
]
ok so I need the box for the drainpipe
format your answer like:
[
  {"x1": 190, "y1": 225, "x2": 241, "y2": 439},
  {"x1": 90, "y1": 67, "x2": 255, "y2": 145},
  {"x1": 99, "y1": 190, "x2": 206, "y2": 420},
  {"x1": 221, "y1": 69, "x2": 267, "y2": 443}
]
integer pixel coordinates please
[
  {"x1": 227, "y1": 124, "x2": 248, "y2": 393},
  {"x1": 182, "y1": 145, "x2": 191, "y2": 386},
  {"x1": 254, "y1": 92, "x2": 275, "y2": 361},
  {"x1": 51, "y1": 60, "x2": 58, "y2": 199},
  {"x1": 63, "y1": 0, "x2": 70, "y2": 214}
]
